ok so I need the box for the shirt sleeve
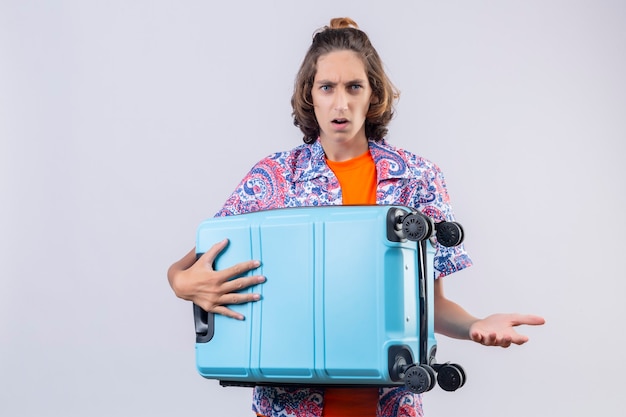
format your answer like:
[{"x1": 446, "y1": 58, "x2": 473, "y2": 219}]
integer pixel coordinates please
[
  {"x1": 215, "y1": 156, "x2": 288, "y2": 217},
  {"x1": 408, "y1": 158, "x2": 474, "y2": 278}
]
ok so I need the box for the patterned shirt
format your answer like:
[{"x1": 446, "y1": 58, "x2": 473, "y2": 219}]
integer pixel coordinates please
[{"x1": 215, "y1": 139, "x2": 473, "y2": 417}]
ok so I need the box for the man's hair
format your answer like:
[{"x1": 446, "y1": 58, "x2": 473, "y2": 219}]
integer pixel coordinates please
[{"x1": 291, "y1": 17, "x2": 399, "y2": 144}]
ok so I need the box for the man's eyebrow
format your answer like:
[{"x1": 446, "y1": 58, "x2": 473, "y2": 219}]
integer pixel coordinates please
[{"x1": 314, "y1": 79, "x2": 367, "y2": 85}]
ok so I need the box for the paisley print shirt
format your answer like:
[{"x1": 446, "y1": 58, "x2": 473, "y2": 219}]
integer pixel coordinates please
[{"x1": 215, "y1": 139, "x2": 473, "y2": 417}]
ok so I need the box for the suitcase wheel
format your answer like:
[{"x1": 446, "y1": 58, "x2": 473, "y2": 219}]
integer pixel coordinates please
[
  {"x1": 423, "y1": 364, "x2": 437, "y2": 391},
  {"x1": 401, "y1": 213, "x2": 433, "y2": 242},
  {"x1": 436, "y1": 363, "x2": 466, "y2": 391},
  {"x1": 454, "y1": 363, "x2": 467, "y2": 388},
  {"x1": 435, "y1": 221, "x2": 465, "y2": 247},
  {"x1": 404, "y1": 364, "x2": 436, "y2": 394}
]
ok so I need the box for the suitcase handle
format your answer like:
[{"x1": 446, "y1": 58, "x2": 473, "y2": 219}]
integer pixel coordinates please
[
  {"x1": 193, "y1": 252, "x2": 215, "y2": 343},
  {"x1": 193, "y1": 303, "x2": 215, "y2": 343}
]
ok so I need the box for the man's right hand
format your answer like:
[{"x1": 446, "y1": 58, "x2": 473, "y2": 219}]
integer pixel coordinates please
[{"x1": 167, "y1": 239, "x2": 265, "y2": 320}]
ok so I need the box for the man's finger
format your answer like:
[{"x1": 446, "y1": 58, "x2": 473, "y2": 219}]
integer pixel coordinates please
[
  {"x1": 197, "y1": 239, "x2": 229, "y2": 267},
  {"x1": 223, "y1": 275, "x2": 266, "y2": 294},
  {"x1": 220, "y1": 291, "x2": 261, "y2": 306},
  {"x1": 511, "y1": 334, "x2": 530, "y2": 345},
  {"x1": 511, "y1": 314, "x2": 546, "y2": 327},
  {"x1": 211, "y1": 305, "x2": 245, "y2": 321},
  {"x1": 219, "y1": 259, "x2": 262, "y2": 280}
]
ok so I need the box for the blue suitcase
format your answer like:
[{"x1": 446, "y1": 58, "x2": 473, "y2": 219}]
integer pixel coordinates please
[{"x1": 193, "y1": 205, "x2": 466, "y2": 393}]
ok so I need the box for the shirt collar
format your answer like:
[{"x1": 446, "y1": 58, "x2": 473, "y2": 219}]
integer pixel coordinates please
[
  {"x1": 291, "y1": 138, "x2": 412, "y2": 183},
  {"x1": 290, "y1": 140, "x2": 329, "y2": 183},
  {"x1": 369, "y1": 139, "x2": 413, "y2": 181}
]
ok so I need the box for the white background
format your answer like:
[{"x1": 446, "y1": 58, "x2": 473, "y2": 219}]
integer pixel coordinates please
[{"x1": 1, "y1": 1, "x2": 625, "y2": 416}]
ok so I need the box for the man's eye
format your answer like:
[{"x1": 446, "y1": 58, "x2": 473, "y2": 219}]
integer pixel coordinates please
[
  {"x1": 321, "y1": 85, "x2": 332, "y2": 91},
  {"x1": 350, "y1": 84, "x2": 362, "y2": 91}
]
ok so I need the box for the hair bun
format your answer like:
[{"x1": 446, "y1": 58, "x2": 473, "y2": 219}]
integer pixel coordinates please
[{"x1": 329, "y1": 17, "x2": 359, "y2": 30}]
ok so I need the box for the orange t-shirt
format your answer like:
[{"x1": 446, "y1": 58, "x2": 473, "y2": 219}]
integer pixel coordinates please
[
  {"x1": 321, "y1": 387, "x2": 379, "y2": 416},
  {"x1": 323, "y1": 150, "x2": 378, "y2": 416},
  {"x1": 325, "y1": 150, "x2": 377, "y2": 205}
]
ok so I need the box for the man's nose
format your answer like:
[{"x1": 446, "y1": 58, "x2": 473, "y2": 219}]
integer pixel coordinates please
[{"x1": 334, "y1": 91, "x2": 348, "y2": 112}]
